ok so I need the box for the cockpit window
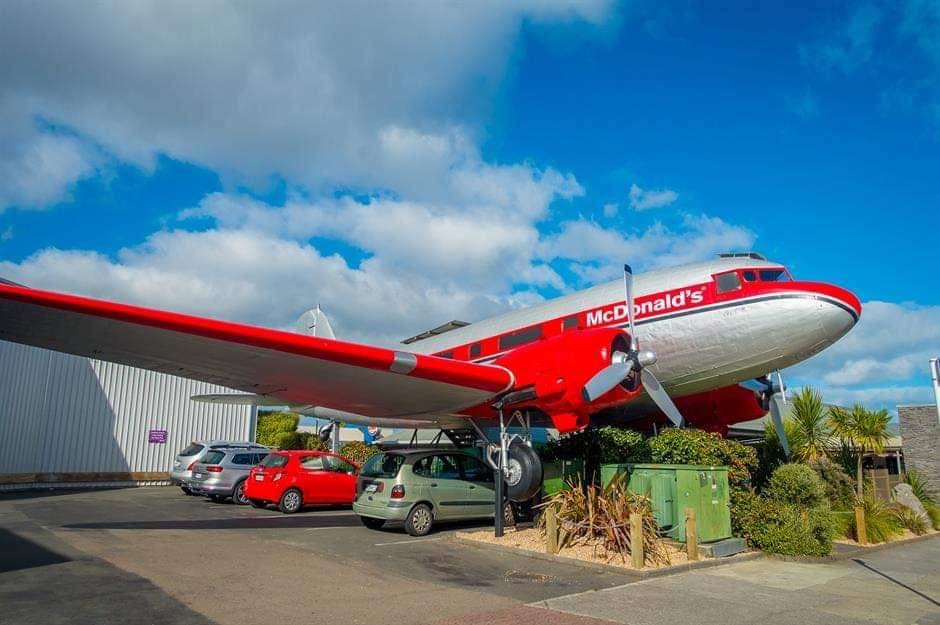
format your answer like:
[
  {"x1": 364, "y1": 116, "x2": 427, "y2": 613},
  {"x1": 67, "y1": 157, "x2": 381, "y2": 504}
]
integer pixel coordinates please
[
  {"x1": 759, "y1": 269, "x2": 789, "y2": 282},
  {"x1": 742, "y1": 271, "x2": 756, "y2": 282},
  {"x1": 716, "y1": 272, "x2": 741, "y2": 294}
]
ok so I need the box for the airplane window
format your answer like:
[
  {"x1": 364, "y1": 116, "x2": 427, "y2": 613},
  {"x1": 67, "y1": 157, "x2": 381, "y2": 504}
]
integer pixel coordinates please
[
  {"x1": 742, "y1": 271, "x2": 756, "y2": 282},
  {"x1": 469, "y1": 343, "x2": 482, "y2": 358},
  {"x1": 716, "y1": 272, "x2": 741, "y2": 293},
  {"x1": 759, "y1": 270, "x2": 788, "y2": 282},
  {"x1": 438, "y1": 351, "x2": 454, "y2": 359},
  {"x1": 562, "y1": 315, "x2": 578, "y2": 330},
  {"x1": 499, "y1": 326, "x2": 542, "y2": 350}
]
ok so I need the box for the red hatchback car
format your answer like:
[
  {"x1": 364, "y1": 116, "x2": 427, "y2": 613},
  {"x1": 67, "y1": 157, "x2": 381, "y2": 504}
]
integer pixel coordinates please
[{"x1": 245, "y1": 450, "x2": 360, "y2": 513}]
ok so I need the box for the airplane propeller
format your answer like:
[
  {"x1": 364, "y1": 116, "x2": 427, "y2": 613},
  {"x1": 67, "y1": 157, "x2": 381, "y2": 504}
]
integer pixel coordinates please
[
  {"x1": 582, "y1": 264, "x2": 686, "y2": 428},
  {"x1": 741, "y1": 371, "x2": 790, "y2": 457}
]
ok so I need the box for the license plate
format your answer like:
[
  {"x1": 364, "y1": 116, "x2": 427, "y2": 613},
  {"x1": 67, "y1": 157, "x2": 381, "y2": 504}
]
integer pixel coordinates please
[
  {"x1": 194, "y1": 473, "x2": 205, "y2": 479},
  {"x1": 254, "y1": 474, "x2": 264, "y2": 481},
  {"x1": 365, "y1": 483, "x2": 378, "y2": 493}
]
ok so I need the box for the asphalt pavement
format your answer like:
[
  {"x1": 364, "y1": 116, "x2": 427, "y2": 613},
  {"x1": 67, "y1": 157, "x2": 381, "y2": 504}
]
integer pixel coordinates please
[{"x1": 1, "y1": 487, "x2": 938, "y2": 625}]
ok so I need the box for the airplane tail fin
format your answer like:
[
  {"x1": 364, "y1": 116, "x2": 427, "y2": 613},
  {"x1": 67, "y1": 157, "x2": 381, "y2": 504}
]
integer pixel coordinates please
[{"x1": 295, "y1": 305, "x2": 335, "y2": 339}]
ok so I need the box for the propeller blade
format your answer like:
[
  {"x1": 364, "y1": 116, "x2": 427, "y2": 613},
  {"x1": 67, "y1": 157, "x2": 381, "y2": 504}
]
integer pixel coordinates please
[
  {"x1": 623, "y1": 264, "x2": 638, "y2": 352},
  {"x1": 768, "y1": 394, "x2": 790, "y2": 458},
  {"x1": 582, "y1": 360, "x2": 634, "y2": 403},
  {"x1": 774, "y1": 370, "x2": 788, "y2": 404},
  {"x1": 641, "y1": 369, "x2": 685, "y2": 428}
]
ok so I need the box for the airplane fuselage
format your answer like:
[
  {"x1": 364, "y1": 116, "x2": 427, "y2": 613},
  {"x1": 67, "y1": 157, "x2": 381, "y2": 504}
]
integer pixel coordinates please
[{"x1": 407, "y1": 255, "x2": 860, "y2": 425}]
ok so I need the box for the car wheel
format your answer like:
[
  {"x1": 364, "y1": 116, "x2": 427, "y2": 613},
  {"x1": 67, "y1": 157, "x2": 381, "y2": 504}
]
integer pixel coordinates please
[
  {"x1": 360, "y1": 516, "x2": 385, "y2": 530},
  {"x1": 278, "y1": 488, "x2": 303, "y2": 514},
  {"x1": 405, "y1": 504, "x2": 433, "y2": 537},
  {"x1": 232, "y1": 480, "x2": 249, "y2": 505},
  {"x1": 209, "y1": 494, "x2": 226, "y2": 503},
  {"x1": 181, "y1": 486, "x2": 196, "y2": 496},
  {"x1": 249, "y1": 498, "x2": 267, "y2": 509},
  {"x1": 505, "y1": 442, "x2": 543, "y2": 502},
  {"x1": 503, "y1": 501, "x2": 516, "y2": 527}
]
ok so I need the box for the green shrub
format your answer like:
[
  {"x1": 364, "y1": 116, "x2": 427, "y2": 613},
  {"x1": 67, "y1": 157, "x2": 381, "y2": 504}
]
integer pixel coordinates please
[
  {"x1": 855, "y1": 492, "x2": 903, "y2": 543},
  {"x1": 730, "y1": 489, "x2": 834, "y2": 556},
  {"x1": 831, "y1": 510, "x2": 854, "y2": 539},
  {"x1": 903, "y1": 469, "x2": 937, "y2": 505},
  {"x1": 339, "y1": 440, "x2": 381, "y2": 466},
  {"x1": 891, "y1": 505, "x2": 928, "y2": 536},
  {"x1": 925, "y1": 502, "x2": 940, "y2": 530},
  {"x1": 597, "y1": 427, "x2": 651, "y2": 464},
  {"x1": 540, "y1": 426, "x2": 650, "y2": 484},
  {"x1": 810, "y1": 460, "x2": 856, "y2": 510},
  {"x1": 648, "y1": 428, "x2": 757, "y2": 490},
  {"x1": 765, "y1": 463, "x2": 827, "y2": 508},
  {"x1": 256, "y1": 411, "x2": 300, "y2": 447},
  {"x1": 304, "y1": 435, "x2": 328, "y2": 451}
]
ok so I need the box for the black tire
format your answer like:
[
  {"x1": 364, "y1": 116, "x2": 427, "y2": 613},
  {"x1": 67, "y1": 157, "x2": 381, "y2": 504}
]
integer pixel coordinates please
[
  {"x1": 503, "y1": 501, "x2": 516, "y2": 527},
  {"x1": 278, "y1": 488, "x2": 303, "y2": 514},
  {"x1": 232, "y1": 480, "x2": 249, "y2": 505},
  {"x1": 505, "y1": 442, "x2": 542, "y2": 502},
  {"x1": 209, "y1": 494, "x2": 226, "y2": 503},
  {"x1": 181, "y1": 486, "x2": 196, "y2": 496},
  {"x1": 249, "y1": 498, "x2": 267, "y2": 509},
  {"x1": 360, "y1": 516, "x2": 385, "y2": 530},
  {"x1": 404, "y1": 503, "x2": 433, "y2": 537}
]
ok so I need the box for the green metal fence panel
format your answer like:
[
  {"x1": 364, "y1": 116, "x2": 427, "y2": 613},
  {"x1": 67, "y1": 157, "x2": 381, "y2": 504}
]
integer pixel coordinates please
[{"x1": 541, "y1": 459, "x2": 584, "y2": 497}]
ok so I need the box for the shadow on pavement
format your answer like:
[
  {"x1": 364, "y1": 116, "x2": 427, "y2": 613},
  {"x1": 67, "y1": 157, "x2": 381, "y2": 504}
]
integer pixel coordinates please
[
  {"x1": 64, "y1": 513, "x2": 361, "y2": 530},
  {"x1": 0, "y1": 528, "x2": 70, "y2": 573},
  {"x1": 853, "y1": 558, "x2": 940, "y2": 607}
]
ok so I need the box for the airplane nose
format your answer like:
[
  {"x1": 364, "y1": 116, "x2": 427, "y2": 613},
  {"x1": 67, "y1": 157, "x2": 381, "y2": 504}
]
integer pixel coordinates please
[{"x1": 800, "y1": 281, "x2": 862, "y2": 338}]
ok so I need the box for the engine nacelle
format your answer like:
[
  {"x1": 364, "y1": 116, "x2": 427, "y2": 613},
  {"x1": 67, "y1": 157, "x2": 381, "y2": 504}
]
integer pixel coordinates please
[{"x1": 492, "y1": 327, "x2": 642, "y2": 434}]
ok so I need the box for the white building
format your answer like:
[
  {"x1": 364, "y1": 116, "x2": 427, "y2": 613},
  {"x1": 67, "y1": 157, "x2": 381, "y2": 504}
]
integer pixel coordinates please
[{"x1": 0, "y1": 340, "x2": 254, "y2": 490}]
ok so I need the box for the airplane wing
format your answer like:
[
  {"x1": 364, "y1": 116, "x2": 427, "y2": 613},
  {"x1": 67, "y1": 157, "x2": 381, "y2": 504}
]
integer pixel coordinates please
[{"x1": 0, "y1": 283, "x2": 514, "y2": 419}]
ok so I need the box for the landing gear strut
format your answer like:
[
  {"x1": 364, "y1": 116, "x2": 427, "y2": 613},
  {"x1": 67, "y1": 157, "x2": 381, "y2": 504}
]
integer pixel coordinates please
[{"x1": 471, "y1": 397, "x2": 543, "y2": 537}]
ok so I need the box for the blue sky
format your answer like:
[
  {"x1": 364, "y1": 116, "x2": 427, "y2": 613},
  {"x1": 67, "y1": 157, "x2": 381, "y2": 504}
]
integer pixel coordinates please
[{"x1": 0, "y1": 1, "x2": 938, "y2": 411}]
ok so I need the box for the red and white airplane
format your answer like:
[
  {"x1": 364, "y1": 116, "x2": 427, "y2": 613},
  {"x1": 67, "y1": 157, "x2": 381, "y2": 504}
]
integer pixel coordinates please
[{"x1": 0, "y1": 252, "x2": 860, "y2": 499}]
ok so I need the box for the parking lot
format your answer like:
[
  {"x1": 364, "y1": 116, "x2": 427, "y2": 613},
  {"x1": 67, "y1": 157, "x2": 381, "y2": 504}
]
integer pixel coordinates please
[{"x1": 2, "y1": 486, "x2": 939, "y2": 625}]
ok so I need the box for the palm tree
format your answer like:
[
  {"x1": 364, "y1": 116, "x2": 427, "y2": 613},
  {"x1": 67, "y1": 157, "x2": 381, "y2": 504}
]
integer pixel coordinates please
[
  {"x1": 828, "y1": 404, "x2": 893, "y2": 498},
  {"x1": 789, "y1": 387, "x2": 830, "y2": 462}
]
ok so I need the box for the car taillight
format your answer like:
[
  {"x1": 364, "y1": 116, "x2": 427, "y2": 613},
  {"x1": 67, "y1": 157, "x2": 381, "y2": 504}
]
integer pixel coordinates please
[
  {"x1": 390, "y1": 484, "x2": 405, "y2": 499},
  {"x1": 207, "y1": 465, "x2": 223, "y2": 473},
  {"x1": 187, "y1": 461, "x2": 196, "y2": 470}
]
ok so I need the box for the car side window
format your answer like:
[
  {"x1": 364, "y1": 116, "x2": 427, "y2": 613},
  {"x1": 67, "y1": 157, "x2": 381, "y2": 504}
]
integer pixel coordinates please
[
  {"x1": 429, "y1": 455, "x2": 462, "y2": 480},
  {"x1": 232, "y1": 454, "x2": 251, "y2": 465},
  {"x1": 412, "y1": 456, "x2": 432, "y2": 477},
  {"x1": 254, "y1": 453, "x2": 268, "y2": 464},
  {"x1": 460, "y1": 456, "x2": 493, "y2": 483},
  {"x1": 330, "y1": 457, "x2": 355, "y2": 473},
  {"x1": 299, "y1": 456, "x2": 324, "y2": 471}
]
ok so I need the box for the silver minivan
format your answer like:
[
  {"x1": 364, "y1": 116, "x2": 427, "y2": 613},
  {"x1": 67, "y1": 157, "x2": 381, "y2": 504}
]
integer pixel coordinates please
[
  {"x1": 186, "y1": 448, "x2": 270, "y2": 504},
  {"x1": 170, "y1": 441, "x2": 268, "y2": 495}
]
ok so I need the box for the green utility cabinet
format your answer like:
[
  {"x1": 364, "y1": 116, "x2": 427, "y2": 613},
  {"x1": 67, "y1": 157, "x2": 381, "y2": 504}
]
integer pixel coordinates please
[
  {"x1": 541, "y1": 459, "x2": 584, "y2": 497},
  {"x1": 601, "y1": 463, "x2": 732, "y2": 543}
]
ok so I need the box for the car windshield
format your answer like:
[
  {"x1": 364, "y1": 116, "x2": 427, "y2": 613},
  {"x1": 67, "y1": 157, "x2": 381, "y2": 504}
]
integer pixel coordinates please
[
  {"x1": 202, "y1": 450, "x2": 226, "y2": 464},
  {"x1": 260, "y1": 454, "x2": 289, "y2": 468},
  {"x1": 361, "y1": 453, "x2": 405, "y2": 478},
  {"x1": 179, "y1": 443, "x2": 204, "y2": 456}
]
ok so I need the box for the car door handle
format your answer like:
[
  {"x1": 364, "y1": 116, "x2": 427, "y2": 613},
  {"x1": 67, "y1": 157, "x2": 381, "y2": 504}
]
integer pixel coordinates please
[
  {"x1": 469, "y1": 485, "x2": 475, "y2": 489},
  {"x1": 431, "y1": 483, "x2": 438, "y2": 487}
]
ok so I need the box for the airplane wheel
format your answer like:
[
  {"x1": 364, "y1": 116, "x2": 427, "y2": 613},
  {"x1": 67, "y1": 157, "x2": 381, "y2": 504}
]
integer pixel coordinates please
[{"x1": 505, "y1": 442, "x2": 542, "y2": 503}]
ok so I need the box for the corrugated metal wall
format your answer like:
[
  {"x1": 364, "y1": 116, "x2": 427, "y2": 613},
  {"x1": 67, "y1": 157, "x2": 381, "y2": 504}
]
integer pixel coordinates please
[{"x1": 0, "y1": 340, "x2": 254, "y2": 488}]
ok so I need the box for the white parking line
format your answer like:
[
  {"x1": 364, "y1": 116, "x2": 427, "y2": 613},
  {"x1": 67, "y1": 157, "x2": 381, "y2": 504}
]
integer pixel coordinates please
[{"x1": 373, "y1": 537, "x2": 442, "y2": 547}]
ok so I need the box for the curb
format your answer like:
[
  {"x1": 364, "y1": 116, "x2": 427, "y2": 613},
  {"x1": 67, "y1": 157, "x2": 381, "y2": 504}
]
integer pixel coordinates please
[{"x1": 450, "y1": 532, "x2": 764, "y2": 579}]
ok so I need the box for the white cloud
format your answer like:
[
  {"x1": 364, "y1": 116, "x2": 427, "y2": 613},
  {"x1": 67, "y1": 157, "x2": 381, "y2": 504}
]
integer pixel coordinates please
[
  {"x1": 0, "y1": 227, "x2": 12, "y2": 242},
  {"x1": 0, "y1": 1, "x2": 613, "y2": 204},
  {"x1": 602, "y1": 202, "x2": 618, "y2": 217},
  {"x1": 815, "y1": 385, "x2": 934, "y2": 412},
  {"x1": 800, "y1": 3, "x2": 883, "y2": 73},
  {"x1": 628, "y1": 183, "x2": 678, "y2": 211}
]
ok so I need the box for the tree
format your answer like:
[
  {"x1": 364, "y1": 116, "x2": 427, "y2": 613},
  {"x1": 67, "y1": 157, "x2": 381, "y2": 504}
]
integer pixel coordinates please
[
  {"x1": 828, "y1": 404, "x2": 892, "y2": 498},
  {"x1": 788, "y1": 387, "x2": 830, "y2": 462}
]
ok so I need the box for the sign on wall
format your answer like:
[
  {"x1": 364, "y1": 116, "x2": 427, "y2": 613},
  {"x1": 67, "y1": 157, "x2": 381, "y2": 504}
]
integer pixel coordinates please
[{"x1": 148, "y1": 429, "x2": 168, "y2": 444}]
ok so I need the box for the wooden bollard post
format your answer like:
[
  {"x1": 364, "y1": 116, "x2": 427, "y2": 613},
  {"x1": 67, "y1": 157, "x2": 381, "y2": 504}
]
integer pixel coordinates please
[
  {"x1": 630, "y1": 513, "x2": 644, "y2": 569},
  {"x1": 546, "y1": 505, "x2": 558, "y2": 554},
  {"x1": 686, "y1": 507, "x2": 698, "y2": 561},
  {"x1": 855, "y1": 505, "x2": 867, "y2": 545}
]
